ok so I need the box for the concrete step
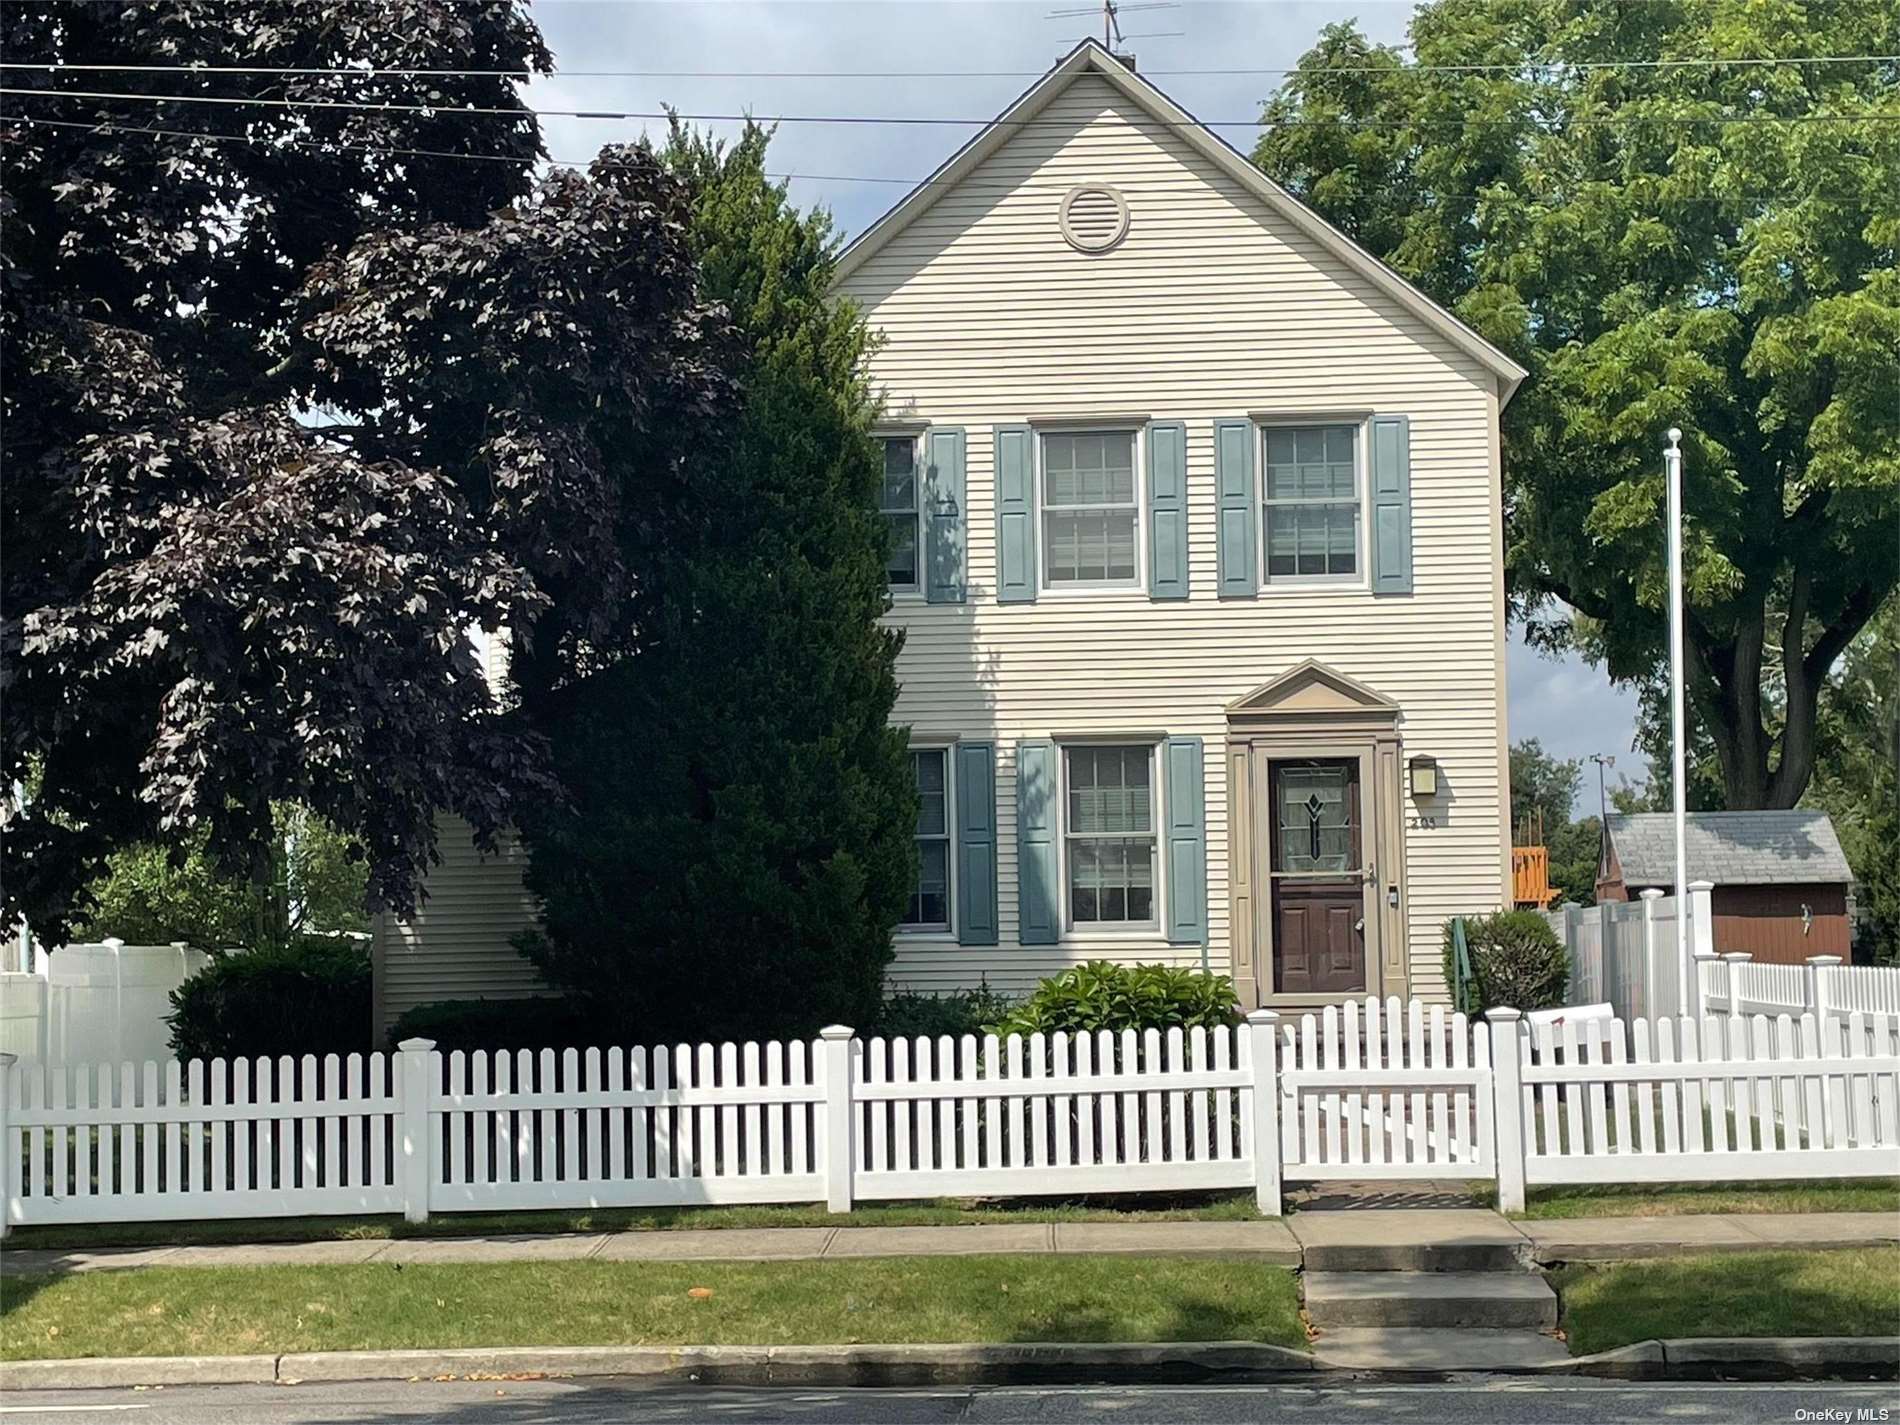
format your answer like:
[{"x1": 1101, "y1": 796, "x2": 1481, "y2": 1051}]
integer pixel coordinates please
[
  {"x1": 1291, "y1": 1208, "x2": 1531, "y2": 1274},
  {"x1": 1311, "y1": 1327, "x2": 1572, "y2": 1372},
  {"x1": 1303, "y1": 1270, "x2": 1558, "y2": 1330}
]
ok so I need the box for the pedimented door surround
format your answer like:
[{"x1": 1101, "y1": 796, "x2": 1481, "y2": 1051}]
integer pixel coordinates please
[{"x1": 1226, "y1": 660, "x2": 1408, "y2": 1009}]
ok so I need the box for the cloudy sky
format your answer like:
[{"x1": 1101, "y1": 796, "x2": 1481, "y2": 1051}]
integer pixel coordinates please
[{"x1": 526, "y1": 0, "x2": 1647, "y2": 810}]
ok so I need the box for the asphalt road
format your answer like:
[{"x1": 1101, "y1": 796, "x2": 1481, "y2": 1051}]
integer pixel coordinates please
[{"x1": 1, "y1": 1378, "x2": 1896, "y2": 1424}]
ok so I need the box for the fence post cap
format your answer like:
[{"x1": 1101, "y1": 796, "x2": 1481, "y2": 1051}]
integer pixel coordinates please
[
  {"x1": 1485, "y1": 1007, "x2": 1522, "y2": 1022},
  {"x1": 1688, "y1": 879, "x2": 1716, "y2": 891},
  {"x1": 1805, "y1": 955, "x2": 1845, "y2": 967},
  {"x1": 396, "y1": 1037, "x2": 436, "y2": 1053},
  {"x1": 169, "y1": 940, "x2": 190, "y2": 951},
  {"x1": 1722, "y1": 952, "x2": 1754, "y2": 963},
  {"x1": 102, "y1": 936, "x2": 126, "y2": 948},
  {"x1": 0, "y1": 1051, "x2": 15, "y2": 1068},
  {"x1": 1244, "y1": 1009, "x2": 1280, "y2": 1026},
  {"x1": 1638, "y1": 887, "x2": 1665, "y2": 901},
  {"x1": 817, "y1": 1024, "x2": 855, "y2": 1041},
  {"x1": 1692, "y1": 950, "x2": 1721, "y2": 961}
]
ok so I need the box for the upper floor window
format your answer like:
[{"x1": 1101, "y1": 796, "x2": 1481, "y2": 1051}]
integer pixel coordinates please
[
  {"x1": 1263, "y1": 425, "x2": 1360, "y2": 580},
  {"x1": 902, "y1": 747, "x2": 951, "y2": 929},
  {"x1": 1064, "y1": 743, "x2": 1156, "y2": 928},
  {"x1": 1043, "y1": 431, "x2": 1139, "y2": 588},
  {"x1": 879, "y1": 436, "x2": 920, "y2": 590}
]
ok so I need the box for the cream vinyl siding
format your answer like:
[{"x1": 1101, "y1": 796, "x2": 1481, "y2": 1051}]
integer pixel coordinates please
[
  {"x1": 841, "y1": 73, "x2": 1509, "y2": 999},
  {"x1": 373, "y1": 816, "x2": 544, "y2": 1032}
]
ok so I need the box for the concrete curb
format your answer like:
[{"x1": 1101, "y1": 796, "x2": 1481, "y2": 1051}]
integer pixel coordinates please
[{"x1": 5, "y1": 1337, "x2": 1894, "y2": 1391}]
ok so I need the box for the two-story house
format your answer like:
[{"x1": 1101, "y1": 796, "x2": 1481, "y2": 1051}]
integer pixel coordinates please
[{"x1": 371, "y1": 41, "x2": 1525, "y2": 1032}]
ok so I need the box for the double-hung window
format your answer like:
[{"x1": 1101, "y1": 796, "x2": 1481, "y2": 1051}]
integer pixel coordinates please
[
  {"x1": 880, "y1": 436, "x2": 921, "y2": 591},
  {"x1": 1042, "y1": 431, "x2": 1138, "y2": 587},
  {"x1": 1064, "y1": 744, "x2": 1156, "y2": 927},
  {"x1": 902, "y1": 747, "x2": 951, "y2": 930},
  {"x1": 1263, "y1": 424, "x2": 1361, "y2": 579}
]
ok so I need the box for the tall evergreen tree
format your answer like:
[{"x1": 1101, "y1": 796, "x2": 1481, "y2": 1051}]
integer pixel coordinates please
[{"x1": 516, "y1": 125, "x2": 914, "y2": 1040}]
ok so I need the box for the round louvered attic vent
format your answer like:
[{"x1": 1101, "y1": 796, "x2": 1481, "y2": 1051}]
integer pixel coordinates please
[{"x1": 1059, "y1": 184, "x2": 1130, "y2": 253}]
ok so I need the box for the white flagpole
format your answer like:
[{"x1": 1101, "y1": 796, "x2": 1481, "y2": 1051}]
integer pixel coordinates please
[{"x1": 1665, "y1": 428, "x2": 1690, "y2": 1011}]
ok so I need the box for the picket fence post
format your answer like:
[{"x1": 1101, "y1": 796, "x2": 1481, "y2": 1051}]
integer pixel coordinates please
[
  {"x1": 1486, "y1": 1009, "x2": 1526, "y2": 1213},
  {"x1": 1638, "y1": 889, "x2": 1664, "y2": 1019},
  {"x1": 818, "y1": 1025, "x2": 855, "y2": 1213},
  {"x1": 396, "y1": 1037, "x2": 435, "y2": 1224},
  {"x1": 1806, "y1": 955, "x2": 1843, "y2": 1039},
  {"x1": 1245, "y1": 1011, "x2": 1281, "y2": 1216},
  {"x1": 0, "y1": 1051, "x2": 13, "y2": 1240}
]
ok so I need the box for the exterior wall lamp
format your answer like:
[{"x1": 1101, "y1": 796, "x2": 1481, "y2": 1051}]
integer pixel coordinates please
[{"x1": 1408, "y1": 754, "x2": 1438, "y2": 799}]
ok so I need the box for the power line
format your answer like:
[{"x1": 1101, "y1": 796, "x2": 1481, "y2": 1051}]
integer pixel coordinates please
[
  {"x1": 10, "y1": 114, "x2": 1854, "y2": 207},
  {"x1": 2, "y1": 53, "x2": 1896, "y2": 78},
  {"x1": 5, "y1": 84, "x2": 1897, "y2": 130}
]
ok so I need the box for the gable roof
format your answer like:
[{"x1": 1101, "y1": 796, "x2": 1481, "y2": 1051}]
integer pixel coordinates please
[
  {"x1": 1605, "y1": 811, "x2": 1853, "y2": 888},
  {"x1": 1227, "y1": 659, "x2": 1399, "y2": 717},
  {"x1": 833, "y1": 40, "x2": 1529, "y2": 401}
]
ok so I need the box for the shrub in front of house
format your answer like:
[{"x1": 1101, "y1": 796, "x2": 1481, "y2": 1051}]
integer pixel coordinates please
[
  {"x1": 386, "y1": 996, "x2": 606, "y2": 1055},
  {"x1": 984, "y1": 961, "x2": 1239, "y2": 1039},
  {"x1": 1441, "y1": 909, "x2": 1569, "y2": 1016},
  {"x1": 868, "y1": 983, "x2": 1017, "y2": 1040},
  {"x1": 167, "y1": 937, "x2": 371, "y2": 1062}
]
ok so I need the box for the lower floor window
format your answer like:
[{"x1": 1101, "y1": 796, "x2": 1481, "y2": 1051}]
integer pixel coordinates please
[
  {"x1": 1065, "y1": 744, "x2": 1156, "y2": 926},
  {"x1": 904, "y1": 747, "x2": 950, "y2": 928}
]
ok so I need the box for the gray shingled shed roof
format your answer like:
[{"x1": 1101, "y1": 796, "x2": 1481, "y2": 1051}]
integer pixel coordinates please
[{"x1": 1606, "y1": 810, "x2": 1852, "y2": 888}]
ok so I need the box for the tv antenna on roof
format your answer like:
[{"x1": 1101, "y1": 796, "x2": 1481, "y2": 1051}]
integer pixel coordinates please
[{"x1": 1045, "y1": 0, "x2": 1179, "y2": 55}]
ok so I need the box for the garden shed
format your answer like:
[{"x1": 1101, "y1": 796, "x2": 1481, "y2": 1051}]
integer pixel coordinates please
[{"x1": 1596, "y1": 810, "x2": 1854, "y2": 963}]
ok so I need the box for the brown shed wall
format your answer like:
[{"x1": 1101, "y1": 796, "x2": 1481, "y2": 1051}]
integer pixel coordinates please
[{"x1": 1709, "y1": 884, "x2": 1852, "y2": 963}]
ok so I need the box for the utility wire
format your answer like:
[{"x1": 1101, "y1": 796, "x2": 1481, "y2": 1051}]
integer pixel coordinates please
[
  {"x1": 10, "y1": 114, "x2": 1854, "y2": 207},
  {"x1": 2, "y1": 54, "x2": 1897, "y2": 78},
  {"x1": 5, "y1": 85, "x2": 1897, "y2": 129}
]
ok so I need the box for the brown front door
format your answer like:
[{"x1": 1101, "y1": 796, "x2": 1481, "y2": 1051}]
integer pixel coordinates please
[{"x1": 1270, "y1": 759, "x2": 1366, "y2": 995}]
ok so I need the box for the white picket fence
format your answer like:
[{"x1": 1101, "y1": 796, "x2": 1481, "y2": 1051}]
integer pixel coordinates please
[
  {"x1": 5, "y1": 1000, "x2": 1896, "y2": 1230},
  {"x1": 1700, "y1": 954, "x2": 1900, "y2": 1025}
]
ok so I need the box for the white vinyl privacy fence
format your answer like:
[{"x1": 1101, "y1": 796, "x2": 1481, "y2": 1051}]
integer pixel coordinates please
[{"x1": 6, "y1": 1000, "x2": 1897, "y2": 1230}]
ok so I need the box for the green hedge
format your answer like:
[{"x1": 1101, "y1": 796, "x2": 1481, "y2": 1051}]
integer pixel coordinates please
[
  {"x1": 1442, "y1": 910, "x2": 1569, "y2": 1016},
  {"x1": 386, "y1": 997, "x2": 605, "y2": 1055},
  {"x1": 167, "y1": 938, "x2": 371, "y2": 1062},
  {"x1": 986, "y1": 961, "x2": 1238, "y2": 1038},
  {"x1": 868, "y1": 984, "x2": 1017, "y2": 1040}
]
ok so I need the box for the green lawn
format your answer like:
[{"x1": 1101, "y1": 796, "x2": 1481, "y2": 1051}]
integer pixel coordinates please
[
  {"x1": 1551, "y1": 1248, "x2": 1900, "y2": 1355},
  {"x1": 0, "y1": 1256, "x2": 1305, "y2": 1361},
  {"x1": 1517, "y1": 1179, "x2": 1900, "y2": 1220},
  {"x1": 2, "y1": 1192, "x2": 1262, "y2": 1252}
]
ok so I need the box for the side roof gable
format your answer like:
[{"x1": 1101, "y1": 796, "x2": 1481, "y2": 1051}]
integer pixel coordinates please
[{"x1": 833, "y1": 40, "x2": 1528, "y2": 401}]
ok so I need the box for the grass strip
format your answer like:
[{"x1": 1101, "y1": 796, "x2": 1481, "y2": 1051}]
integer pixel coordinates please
[
  {"x1": 0, "y1": 1255, "x2": 1304, "y2": 1361},
  {"x1": 1518, "y1": 1179, "x2": 1899, "y2": 1220},
  {"x1": 1551, "y1": 1247, "x2": 1900, "y2": 1355},
  {"x1": 2, "y1": 1193, "x2": 1262, "y2": 1252}
]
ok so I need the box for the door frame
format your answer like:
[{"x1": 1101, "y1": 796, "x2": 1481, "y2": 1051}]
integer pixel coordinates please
[{"x1": 1224, "y1": 661, "x2": 1408, "y2": 1010}]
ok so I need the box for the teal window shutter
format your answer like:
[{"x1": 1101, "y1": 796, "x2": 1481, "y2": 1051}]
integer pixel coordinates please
[
  {"x1": 1214, "y1": 419, "x2": 1257, "y2": 597},
  {"x1": 994, "y1": 425, "x2": 1036, "y2": 603},
  {"x1": 1164, "y1": 737, "x2": 1207, "y2": 946},
  {"x1": 1369, "y1": 414, "x2": 1413, "y2": 595},
  {"x1": 955, "y1": 742, "x2": 997, "y2": 946},
  {"x1": 925, "y1": 427, "x2": 967, "y2": 604},
  {"x1": 1015, "y1": 739, "x2": 1060, "y2": 946},
  {"x1": 1146, "y1": 421, "x2": 1188, "y2": 600}
]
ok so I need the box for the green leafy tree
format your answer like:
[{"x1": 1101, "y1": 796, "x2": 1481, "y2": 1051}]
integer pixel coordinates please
[
  {"x1": 1509, "y1": 739, "x2": 1582, "y2": 841},
  {"x1": 1254, "y1": 1, "x2": 1899, "y2": 811},
  {"x1": 3, "y1": 5, "x2": 732, "y2": 941},
  {"x1": 515, "y1": 124, "x2": 915, "y2": 1041},
  {"x1": 73, "y1": 804, "x2": 369, "y2": 950}
]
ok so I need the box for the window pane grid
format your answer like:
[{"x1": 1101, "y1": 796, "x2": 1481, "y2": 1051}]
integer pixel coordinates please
[
  {"x1": 880, "y1": 437, "x2": 920, "y2": 589},
  {"x1": 1043, "y1": 431, "x2": 1137, "y2": 586},
  {"x1": 904, "y1": 748, "x2": 950, "y2": 928},
  {"x1": 1064, "y1": 745, "x2": 1156, "y2": 927},
  {"x1": 1263, "y1": 424, "x2": 1359, "y2": 578}
]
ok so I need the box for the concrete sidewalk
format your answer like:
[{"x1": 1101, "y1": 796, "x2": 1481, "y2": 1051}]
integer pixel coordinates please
[{"x1": 4, "y1": 1209, "x2": 1895, "y2": 1277}]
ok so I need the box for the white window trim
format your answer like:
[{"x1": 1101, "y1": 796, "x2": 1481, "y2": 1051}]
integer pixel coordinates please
[
  {"x1": 876, "y1": 431, "x2": 924, "y2": 597},
  {"x1": 898, "y1": 741, "x2": 956, "y2": 936},
  {"x1": 1056, "y1": 736, "x2": 1166, "y2": 940},
  {"x1": 1255, "y1": 415, "x2": 1371, "y2": 592},
  {"x1": 1036, "y1": 425, "x2": 1146, "y2": 595}
]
